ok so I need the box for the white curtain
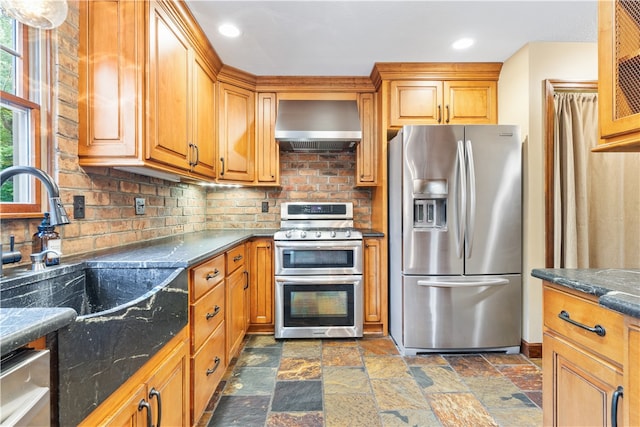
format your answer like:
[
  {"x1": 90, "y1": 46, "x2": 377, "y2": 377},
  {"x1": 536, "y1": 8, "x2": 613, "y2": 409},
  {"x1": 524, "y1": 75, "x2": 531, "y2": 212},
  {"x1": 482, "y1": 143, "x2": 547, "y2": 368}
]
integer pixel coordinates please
[{"x1": 553, "y1": 92, "x2": 598, "y2": 268}]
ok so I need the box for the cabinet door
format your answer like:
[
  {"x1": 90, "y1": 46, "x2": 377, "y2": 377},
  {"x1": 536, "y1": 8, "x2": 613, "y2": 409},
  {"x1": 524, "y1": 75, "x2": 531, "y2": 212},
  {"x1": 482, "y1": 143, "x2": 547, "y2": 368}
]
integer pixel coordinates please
[
  {"x1": 356, "y1": 93, "x2": 378, "y2": 185},
  {"x1": 256, "y1": 93, "x2": 279, "y2": 184},
  {"x1": 78, "y1": 0, "x2": 142, "y2": 160},
  {"x1": 146, "y1": 339, "x2": 189, "y2": 427},
  {"x1": 249, "y1": 238, "x2": 273, "y2": 327},
  {"x1": 543, "y1": 332, "x2": 624, "y2": 427},
  {"x1": 363, "y1": 238, "x2": 382, "y2": 323},
  {"x1": 191, "y1": 52, "x2": 217, "y2": 178},
  {"x1": 597, "y1": 0, "x2": 640, "y2": 150},
  {"x1": 79, "y1": 384, "x2": 147, "y2": 427},
  {"x1": 226, "y1": 266, "x2": 248, "y2": 360},
  {"x1": 147, "y1": 1, "x2": 191, "y2": 169},
  {"x1": 218, "y1": 83, "x2": 255, "y2": 182},
  {"x1": 389, "y1": 80, "x2": 443, "y2": 126},
  {"x1": 626, "y1": 321, "x2": 640, "y2": 426},
  {"x1": 444, "y1": 81, "x2": 497, "y2": 124}
]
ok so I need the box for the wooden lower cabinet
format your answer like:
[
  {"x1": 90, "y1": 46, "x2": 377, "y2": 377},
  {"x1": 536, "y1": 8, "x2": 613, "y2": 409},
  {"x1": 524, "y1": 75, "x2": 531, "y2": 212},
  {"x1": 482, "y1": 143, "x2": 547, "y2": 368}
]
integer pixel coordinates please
[
  {"x1": 543, "y1": 283, "x2": 628, "y2": 427},
  {"x1": 625, "y1": 319, "x2": 640, "y2": 426},
  {"x1": 191, "y1": 321, "x2": 225, "y2": 423},
  {"x1": 544, "y1": 333, "x2": 624, "y2": 426},
  {"x1": 363, "y1": 237, "x2": 386, "y2": 335},
  {"x1": 79, "y1": 329, "x2": 189, "y2": 427},
  {"x1": 226, "y1": 264, "x2": 248, "y2": 360},
  {"x1": 248, "y1": 238, "x2": 274, "y2": 332},
  {"x1": 189, "y1": 253, "x2": 227, "y2": 425}
]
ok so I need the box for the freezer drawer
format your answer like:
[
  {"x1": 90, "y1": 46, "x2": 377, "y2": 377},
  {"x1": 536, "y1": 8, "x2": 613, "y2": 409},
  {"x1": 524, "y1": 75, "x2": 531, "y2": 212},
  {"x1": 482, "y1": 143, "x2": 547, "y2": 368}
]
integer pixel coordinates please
[{"x1": 401, "y1": 275, "x2": 521, "y2": 353}]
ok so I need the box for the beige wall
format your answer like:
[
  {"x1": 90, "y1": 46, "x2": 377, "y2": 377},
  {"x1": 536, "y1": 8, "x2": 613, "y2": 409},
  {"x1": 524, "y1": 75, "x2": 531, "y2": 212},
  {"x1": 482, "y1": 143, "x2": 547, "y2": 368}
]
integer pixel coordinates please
[{"x1": 498, "y1": 42, "x2": 599, "y2": 344}]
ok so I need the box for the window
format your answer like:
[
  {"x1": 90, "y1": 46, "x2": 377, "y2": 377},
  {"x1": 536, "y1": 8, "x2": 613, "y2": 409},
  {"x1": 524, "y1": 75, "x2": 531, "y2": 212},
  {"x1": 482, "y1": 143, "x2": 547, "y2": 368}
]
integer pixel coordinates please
[{"x1": 0, "y1": 12, "x2": 47, "y2": 217}]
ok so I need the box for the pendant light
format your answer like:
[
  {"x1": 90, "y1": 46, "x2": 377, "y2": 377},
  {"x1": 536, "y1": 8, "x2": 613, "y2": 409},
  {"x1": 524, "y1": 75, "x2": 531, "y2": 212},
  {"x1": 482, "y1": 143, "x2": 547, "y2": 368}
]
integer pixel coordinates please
[{"x1": 0, "y1": 0, "x2": 68, "y2": 30}]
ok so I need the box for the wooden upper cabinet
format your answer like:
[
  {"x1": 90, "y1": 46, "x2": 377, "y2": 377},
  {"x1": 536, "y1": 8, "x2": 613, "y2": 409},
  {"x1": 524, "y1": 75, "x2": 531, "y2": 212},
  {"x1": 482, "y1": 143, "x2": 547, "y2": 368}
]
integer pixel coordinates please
[
  {"x1": 79, "y1": 0, "x2": 218, "y2": 180},
  {"x1": 389, "y1": 79, "x2": 496, "y2": 126},
  {"x1": 256, "y1": 93, "x2": 279, "y2": 185},
  {"x1": 78, "y1": 0, "x2": 142, "y2": 160},
  {"x1": 444, "y1": 80, "x2": 497, "y2": 124},
  {"x1": 390, "y1": 80, "x2": 443, "y2": 125},
  {"x1": 191, "y1": 53, "x2": 217, "y2": 177},
  {"x1": 147, "y1": 1, "x2": 191, "y2": 168},
  {"x1": 596, "y1": 0, "x2": 640, "y2": 151},
  {"x1": 356, "y1": 92, "x2": 379, "y2": 186},
  {"x1": 218, "y1": 83, "x2": 255, "y2": 182}
]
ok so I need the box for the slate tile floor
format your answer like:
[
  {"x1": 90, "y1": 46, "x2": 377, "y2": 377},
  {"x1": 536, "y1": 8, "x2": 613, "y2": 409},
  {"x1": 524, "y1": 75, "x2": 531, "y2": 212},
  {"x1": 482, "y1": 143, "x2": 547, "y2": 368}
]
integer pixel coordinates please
[{"x1": 199, "y1": 336, "x2": 543, "y2": 427}]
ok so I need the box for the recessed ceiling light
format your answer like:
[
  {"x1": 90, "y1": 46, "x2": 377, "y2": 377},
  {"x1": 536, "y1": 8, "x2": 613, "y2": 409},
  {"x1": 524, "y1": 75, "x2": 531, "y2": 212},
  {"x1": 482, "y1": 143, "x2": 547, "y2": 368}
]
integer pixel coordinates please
[
  {"x1": 218, "y1": 23, "x2": 241, "y2": 38},
  {"x1": 452, "y1": 38, "x2": 475, "y2": 50}
]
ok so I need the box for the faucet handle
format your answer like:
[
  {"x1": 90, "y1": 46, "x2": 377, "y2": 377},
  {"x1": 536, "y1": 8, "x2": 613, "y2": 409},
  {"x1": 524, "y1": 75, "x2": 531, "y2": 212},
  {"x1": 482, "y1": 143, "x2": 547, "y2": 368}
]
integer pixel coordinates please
[{"x1": 30, "y1": 249, "x2": 61, "y2": 270}]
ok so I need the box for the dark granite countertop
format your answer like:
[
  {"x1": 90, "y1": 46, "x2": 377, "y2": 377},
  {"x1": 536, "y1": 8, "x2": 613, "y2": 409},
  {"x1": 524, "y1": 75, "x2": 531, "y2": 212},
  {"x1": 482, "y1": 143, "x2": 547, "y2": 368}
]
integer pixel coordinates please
[
  {"x1": 531, "y1": 268, "x2": 640, "y2": 319},
  {"x1": 0, "y1": 307, "x2": 77, "y2": 356},
  {"x1": 0, "y1": 227, "x2": 384, "y2": 356},
  {"x1": 0, "y1": 229, "x2": 270, "y2": 356}
]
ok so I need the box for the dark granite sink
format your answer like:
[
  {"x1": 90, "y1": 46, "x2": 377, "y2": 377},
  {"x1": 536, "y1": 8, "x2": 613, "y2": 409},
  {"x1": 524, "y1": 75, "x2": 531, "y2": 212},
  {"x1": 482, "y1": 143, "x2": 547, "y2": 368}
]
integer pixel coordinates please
[{"x1": 0, "y1": 263, "x2": 188, "y2": 426}]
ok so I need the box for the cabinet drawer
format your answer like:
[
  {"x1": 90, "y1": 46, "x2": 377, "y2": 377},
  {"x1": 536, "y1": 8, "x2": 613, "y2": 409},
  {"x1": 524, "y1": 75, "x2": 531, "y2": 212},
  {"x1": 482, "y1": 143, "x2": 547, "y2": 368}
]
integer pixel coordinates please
[
  {"x1": 192, "y1": 322, "x2": 226, "y2": 420},
  {"x1": 226, "y1": 244, "x2": 246, "y2": 274},
  {"x1": 544, "y1": 285, "x2": 624, "y2": 364},
  {"x1": 191, "y1": 282, "x2": 225, "y2": 351},
  {"x1": 192, "y1": 255, "x2": 225, "y2": 302}
]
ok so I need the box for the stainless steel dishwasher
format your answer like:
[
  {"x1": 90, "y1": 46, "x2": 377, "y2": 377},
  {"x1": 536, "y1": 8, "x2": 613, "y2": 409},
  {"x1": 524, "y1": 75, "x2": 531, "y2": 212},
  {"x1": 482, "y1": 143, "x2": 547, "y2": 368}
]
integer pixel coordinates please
[{"x1": 0, "y1": 348, "x2": 50, "y2": 426}]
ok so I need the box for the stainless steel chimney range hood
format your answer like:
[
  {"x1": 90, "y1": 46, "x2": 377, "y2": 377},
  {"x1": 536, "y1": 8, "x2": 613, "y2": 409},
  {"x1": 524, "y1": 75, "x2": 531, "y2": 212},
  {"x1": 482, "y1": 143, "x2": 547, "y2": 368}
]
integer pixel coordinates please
[{"x1": 275, "y1": 100, "x2": 362, "y2": 152}]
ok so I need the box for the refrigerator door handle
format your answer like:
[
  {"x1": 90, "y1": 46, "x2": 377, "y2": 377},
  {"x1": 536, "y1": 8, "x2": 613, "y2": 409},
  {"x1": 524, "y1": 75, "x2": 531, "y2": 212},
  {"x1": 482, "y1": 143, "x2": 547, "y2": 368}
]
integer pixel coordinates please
[
  {"x1": 455, "y1": 140, "x2": 466, "y2": 258},
  {"x1": 465, "y1": 139, "x2": 476, "y2": 258},
  {"x1": 416, "y1": 278, "x2": 510, "y2": 288}
]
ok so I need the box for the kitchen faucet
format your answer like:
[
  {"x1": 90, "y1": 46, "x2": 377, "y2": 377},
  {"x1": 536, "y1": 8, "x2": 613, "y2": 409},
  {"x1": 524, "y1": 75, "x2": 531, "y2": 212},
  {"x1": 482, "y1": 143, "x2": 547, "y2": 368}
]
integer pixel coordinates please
[{"x1": 0, "y1": 166, "x2": 71, "y2": 275}]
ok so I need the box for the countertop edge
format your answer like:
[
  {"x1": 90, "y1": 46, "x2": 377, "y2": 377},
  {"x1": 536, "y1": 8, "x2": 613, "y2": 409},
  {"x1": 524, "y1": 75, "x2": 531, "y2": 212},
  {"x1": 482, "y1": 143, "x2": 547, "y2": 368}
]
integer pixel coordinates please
[
  {"x1": 532, "y1": 268, "x2": 640, "y2": 319},
  {"x1": 0, "y1": 307, "x2": 77, "y2": 357}
]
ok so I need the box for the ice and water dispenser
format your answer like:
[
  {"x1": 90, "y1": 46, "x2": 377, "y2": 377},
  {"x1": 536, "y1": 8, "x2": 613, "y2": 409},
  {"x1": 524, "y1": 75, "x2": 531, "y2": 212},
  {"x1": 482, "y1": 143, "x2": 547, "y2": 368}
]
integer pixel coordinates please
[{"x1": 412, "y1": 179, "x2": 447, "y2": 228}]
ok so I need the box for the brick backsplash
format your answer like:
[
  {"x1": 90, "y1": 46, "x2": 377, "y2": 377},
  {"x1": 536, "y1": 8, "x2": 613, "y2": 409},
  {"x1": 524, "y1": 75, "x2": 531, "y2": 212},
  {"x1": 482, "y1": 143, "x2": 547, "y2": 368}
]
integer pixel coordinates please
[
  {"x1": 206, "y1": 152, "x2": 372, "y2": 229},
  {"x1": 0, "y1": 1, "x2": 373, "y2": 270}
]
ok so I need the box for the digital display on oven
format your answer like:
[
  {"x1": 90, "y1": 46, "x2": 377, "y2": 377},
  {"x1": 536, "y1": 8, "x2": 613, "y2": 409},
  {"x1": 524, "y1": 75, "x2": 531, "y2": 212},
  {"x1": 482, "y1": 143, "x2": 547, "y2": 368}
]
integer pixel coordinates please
[{"x1": 290, "y1": 290, "x2": 348, "y2": 318}]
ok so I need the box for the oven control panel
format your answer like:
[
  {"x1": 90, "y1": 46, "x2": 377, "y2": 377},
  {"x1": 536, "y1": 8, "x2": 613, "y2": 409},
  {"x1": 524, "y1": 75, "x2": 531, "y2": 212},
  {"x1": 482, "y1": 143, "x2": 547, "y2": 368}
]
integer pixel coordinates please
[{"x1": 274, "y1": 228, "x2": 362, "y2": 241}]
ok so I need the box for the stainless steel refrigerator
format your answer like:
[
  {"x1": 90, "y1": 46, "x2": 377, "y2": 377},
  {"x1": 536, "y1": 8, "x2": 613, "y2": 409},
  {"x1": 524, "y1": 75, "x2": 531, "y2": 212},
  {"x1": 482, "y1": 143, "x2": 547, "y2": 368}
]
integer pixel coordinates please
[{"x1": 388, "y1": 125, "x2": 522, "y2": 355}]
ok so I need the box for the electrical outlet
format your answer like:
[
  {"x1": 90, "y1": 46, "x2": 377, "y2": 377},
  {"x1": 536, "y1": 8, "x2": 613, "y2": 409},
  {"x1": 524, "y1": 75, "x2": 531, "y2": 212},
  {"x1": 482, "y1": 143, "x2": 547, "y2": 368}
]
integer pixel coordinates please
[
  {"x1": 73, "y1": 195, "x2": 85, "y2": 219},
  {"x1": 261, "y1": 201, "x2": 269, "y2": 213},
  {"x1": 135, "y1": 198, "x2": 145, "y2": 215}
]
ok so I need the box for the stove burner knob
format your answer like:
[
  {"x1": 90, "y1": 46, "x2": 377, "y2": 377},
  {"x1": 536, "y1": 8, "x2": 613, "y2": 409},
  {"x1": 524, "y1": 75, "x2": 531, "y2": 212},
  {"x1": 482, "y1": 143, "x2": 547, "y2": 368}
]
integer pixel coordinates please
[
  {"x1": 316, "y1": 231, "x2": 322, "y2": 238},
  {"x1": 345, "y1": 230, "x2": 351, "y2": 238},
  {"x1": 285, "y1": 230, "x2": 292, "y2": 238},
  {"x1": 300, "y1": 230, "x2": 307, "y2": 238},
  {"x1": 330, "y1": 231, "x2": 337, "y2": 238}
]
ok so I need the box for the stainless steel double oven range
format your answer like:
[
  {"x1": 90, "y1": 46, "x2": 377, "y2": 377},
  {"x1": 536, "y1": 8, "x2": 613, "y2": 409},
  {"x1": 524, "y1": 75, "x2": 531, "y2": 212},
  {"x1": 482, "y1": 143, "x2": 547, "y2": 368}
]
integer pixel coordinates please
[{"x1": 274, "y1": 202, "x2": 363, "y2": 339}]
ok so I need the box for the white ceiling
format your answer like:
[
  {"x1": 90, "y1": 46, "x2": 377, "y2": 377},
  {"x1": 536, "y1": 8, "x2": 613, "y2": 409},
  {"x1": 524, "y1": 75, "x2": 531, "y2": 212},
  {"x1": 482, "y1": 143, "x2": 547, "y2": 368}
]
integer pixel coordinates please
[{"x1": 185, "y1": 1, "x2": 598, "y2": 77}]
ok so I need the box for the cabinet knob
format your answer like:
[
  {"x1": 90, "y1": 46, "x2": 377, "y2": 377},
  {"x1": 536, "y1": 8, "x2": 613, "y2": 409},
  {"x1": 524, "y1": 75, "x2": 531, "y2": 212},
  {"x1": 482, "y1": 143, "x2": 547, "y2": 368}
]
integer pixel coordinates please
[{"x1": 206, "y1": 269, "x2": 220, "y2": 280}]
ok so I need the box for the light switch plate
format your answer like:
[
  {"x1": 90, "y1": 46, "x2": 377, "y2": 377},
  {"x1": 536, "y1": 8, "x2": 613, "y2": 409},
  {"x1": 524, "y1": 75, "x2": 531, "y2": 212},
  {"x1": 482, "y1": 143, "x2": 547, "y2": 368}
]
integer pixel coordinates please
[{"x1": 135, "y1": 198, "x2": 145, "y2": 215}]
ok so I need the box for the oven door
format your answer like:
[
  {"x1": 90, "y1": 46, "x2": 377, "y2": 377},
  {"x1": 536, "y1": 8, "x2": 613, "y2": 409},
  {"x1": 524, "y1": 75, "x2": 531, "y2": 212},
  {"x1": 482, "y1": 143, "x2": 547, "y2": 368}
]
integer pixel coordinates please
[
  {"x1": 274, "y1": 275, "x2": 363, "y2": 339},
  {"x1": 274, "y1": 240, "x2": 363, "y2": 275}
]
